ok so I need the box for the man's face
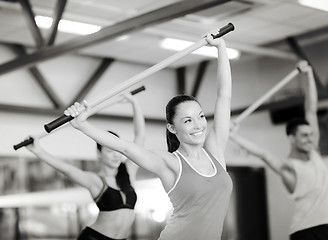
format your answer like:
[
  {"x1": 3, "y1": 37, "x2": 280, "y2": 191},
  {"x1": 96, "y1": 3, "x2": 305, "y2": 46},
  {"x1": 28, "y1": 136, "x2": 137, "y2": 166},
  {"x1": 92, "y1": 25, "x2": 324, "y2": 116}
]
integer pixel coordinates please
[{"x1": 291, "y1": 124, "x2": 314, "y2": 153}]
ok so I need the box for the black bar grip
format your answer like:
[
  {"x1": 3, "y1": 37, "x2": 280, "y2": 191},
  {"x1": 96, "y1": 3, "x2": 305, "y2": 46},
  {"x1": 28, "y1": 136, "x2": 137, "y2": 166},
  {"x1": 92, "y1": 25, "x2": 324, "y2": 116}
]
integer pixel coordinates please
[
  {"x1": 44, "y1": 114, "x2": 74, "y2": 133},
  {"x1": 13, "y1": 137, "x2": 34, "y2": 150},
  {"x1": 212, "y1": 23, "x2": 235, "y2": 39},
  {"x1": 44, "y1": 86, "x2": 146, "y2": 133},
  {"x1": 130, "y1": 85, "x2": 145, "y2": 95}
]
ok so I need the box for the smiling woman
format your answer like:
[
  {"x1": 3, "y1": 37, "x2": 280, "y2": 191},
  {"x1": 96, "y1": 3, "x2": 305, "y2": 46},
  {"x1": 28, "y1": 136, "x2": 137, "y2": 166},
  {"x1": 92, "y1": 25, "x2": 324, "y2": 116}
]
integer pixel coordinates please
[
  {"x1": 24, "y1": 93, "x2": 146, "y2": 240},
  {"x1": 166, "y1": 95, "x2": 207, "y2": 153},
  {"x1": 64, "y1": 32, "x2": 233, "y2": 240}
]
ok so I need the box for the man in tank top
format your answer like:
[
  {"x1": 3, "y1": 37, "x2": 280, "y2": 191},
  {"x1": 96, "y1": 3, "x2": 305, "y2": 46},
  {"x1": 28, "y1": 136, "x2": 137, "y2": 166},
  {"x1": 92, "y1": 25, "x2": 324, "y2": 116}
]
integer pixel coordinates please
[{"x1": 230, "y1": 62, "x2": 328, "y2": 240}]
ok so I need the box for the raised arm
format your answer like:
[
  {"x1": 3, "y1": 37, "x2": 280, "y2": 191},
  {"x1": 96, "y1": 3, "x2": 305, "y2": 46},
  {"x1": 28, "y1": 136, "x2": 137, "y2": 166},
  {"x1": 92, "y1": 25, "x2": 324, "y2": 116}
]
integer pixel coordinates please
[
  {"x1": 300, "y1": 62, "x2": 319, "y2": 148},
  {"x1": 122, "y1": 93, "x2": 146, "y2": 146},
  {"x1": 120, "y1": 93, "x2": 146, "y2": 181},
  {"x1": 204, "y1": 35, "x2": 232, "y2": 165},
  {"x1": 25, "y1": 138, "x2": 100, "y2": 196},
  {"x1": 65, "y1": 102, "x2": 169, "y2": 179}
]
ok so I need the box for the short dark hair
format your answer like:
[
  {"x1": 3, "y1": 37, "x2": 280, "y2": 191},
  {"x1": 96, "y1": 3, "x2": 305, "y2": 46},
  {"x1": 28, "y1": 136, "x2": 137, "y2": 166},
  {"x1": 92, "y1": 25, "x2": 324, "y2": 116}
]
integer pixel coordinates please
[
  {"x1": 286, "y1": 118, "x2": 309, "y2": 136},
  {"x1": 96, "y1": 131, "x2": 119, "y2": 151}
]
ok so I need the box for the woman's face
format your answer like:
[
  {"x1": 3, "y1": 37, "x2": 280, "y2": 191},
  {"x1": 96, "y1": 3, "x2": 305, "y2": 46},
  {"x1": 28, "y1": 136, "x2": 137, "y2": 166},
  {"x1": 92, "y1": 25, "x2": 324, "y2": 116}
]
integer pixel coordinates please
[
  {"x1": 99, "y1": 147, "x2": 126, "y2": 168},
  {"x1": 170, "y1": 101, "x2": 207, "y2": 145}
]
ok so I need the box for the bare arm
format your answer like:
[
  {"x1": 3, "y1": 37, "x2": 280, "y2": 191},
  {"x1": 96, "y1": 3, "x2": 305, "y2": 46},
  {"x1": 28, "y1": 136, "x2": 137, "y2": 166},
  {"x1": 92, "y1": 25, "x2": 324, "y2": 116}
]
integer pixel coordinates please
[
  {"x1": 300, "y1": 62, "x2": 319, "y2": 148},
  {"x1": 229, "y1": 132, "x2": 297, "y2": 192},
  {"x1": 65, "y1": 103, "x2": 169, "y2": 179},
  {"x1": 204, "y1": 36, "x2": 232, "y2": 168},
  {"x1": 26, "y1": 138, "x2": 100, "y2": 196},
  {"x1": 120, "y1": 93, "x2": 146, "y2": 181},
  {"x1": 70, "y1": 116, "x2": 180, "y2": 192},
  {"x1": 229, "y1": 133, "x2": 283, "y2": 174}
]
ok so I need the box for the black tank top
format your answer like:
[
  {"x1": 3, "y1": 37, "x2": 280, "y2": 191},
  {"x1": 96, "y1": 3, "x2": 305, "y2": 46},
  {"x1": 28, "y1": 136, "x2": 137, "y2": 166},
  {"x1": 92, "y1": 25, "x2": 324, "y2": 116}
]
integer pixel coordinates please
[{"x1": 94, "y1": 177, "x2": 137, "y2": 211}]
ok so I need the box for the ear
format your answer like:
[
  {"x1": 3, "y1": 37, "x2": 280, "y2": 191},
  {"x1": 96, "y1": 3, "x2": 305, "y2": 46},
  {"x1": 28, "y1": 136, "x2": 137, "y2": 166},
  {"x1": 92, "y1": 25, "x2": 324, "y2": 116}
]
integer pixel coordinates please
[
  {"x1": 288, "y1": 135, "x2": 295, "y2": 144},
  {"x1": 167, "y1": 123, "x2": 177, "y2": 134}
]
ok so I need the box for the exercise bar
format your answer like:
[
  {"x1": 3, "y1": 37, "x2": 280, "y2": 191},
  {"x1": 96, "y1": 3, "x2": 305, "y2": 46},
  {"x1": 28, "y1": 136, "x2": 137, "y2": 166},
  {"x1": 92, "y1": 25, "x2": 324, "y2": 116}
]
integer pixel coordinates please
[
  {"x1": 44, "y1": 23, "x2": 235, "y2": 133},
  {"x1": 14, "y1": 85, "x2": 146, "y2": 150},
  {"x1": 233, "y1": 67, "x2": 301, "y2": 125}
]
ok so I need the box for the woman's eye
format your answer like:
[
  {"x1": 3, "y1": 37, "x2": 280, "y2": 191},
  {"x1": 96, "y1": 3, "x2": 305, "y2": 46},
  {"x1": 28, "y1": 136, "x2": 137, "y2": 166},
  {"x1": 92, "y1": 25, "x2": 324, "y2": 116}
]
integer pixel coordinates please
[
  {"x1": 184, "y1": 119, "x2": 191, "y2": 123},
  {"x1": 200, "y1": 114, "x2": 205, "y2": 118}
]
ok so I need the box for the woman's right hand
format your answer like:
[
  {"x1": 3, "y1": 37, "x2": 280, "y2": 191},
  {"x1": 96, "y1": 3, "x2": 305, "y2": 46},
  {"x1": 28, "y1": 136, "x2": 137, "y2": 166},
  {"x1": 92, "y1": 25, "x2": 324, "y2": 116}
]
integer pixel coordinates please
[
  {"x1": 64, "y1": 101, "x2": 91, "y2": 129},
  {"x1": 26, "y1": 136, "x2": 42, "y2": 154}
]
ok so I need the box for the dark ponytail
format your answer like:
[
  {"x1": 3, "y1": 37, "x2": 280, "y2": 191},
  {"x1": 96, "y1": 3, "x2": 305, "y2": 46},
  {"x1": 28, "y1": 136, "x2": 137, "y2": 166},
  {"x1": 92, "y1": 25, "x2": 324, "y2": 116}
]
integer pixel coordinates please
[
  {"x1": 166, "y1": 94, "x2": 199, "y2": 153},
  {"x1": 166, "y1": 129, "x2": 180, "y2": 153},
  {"x1": 116, "y1": 163, "x2": 133, "y2": 194}
]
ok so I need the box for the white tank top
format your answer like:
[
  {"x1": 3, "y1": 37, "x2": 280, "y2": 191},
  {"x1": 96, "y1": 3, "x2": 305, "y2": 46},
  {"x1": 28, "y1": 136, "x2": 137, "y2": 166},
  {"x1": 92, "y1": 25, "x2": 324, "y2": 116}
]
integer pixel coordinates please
[{"x1": 289, "y1": 150, "x2": 328, "y2": 234}]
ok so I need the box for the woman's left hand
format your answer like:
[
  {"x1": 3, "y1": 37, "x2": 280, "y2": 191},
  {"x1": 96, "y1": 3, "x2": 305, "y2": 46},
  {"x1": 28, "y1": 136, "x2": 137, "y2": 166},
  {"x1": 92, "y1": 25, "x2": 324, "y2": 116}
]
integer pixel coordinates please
[{"x1": 204, "y1": 29, "x2": 225, "y2": 47}]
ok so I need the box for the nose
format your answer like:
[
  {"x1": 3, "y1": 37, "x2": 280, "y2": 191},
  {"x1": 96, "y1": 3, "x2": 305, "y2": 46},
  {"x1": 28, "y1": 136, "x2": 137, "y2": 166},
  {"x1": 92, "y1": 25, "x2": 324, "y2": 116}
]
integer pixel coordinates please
[{"x1": 193, "y1": 119, "x2": 203, "y2": 129}]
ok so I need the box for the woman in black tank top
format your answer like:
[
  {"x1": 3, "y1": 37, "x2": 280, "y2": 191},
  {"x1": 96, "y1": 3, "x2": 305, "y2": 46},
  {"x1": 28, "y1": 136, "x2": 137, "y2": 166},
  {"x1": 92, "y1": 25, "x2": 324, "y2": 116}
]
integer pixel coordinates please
[{"x1": 25, "y1": 93, "x2": 145, "y2": 240}]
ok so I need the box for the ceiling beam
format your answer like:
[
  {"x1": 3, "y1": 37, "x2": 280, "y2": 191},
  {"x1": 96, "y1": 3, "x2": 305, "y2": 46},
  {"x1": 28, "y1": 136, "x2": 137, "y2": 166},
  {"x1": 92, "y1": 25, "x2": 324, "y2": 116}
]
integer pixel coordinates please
[
  {"x1": 46, "y1": 0, "x2": 67, "y2": 46},
  {"x1": 143, "y1": 25, "x2": 297, "y2": 60},
  {"x1": 28, "y1": 67, "x2": 63, "y2": 109},
  {"x1": 71, "y1": 58, "x2": 114, "y2": 104},
  {"x1": 0, "y1": 104, "x2": 165, "y2": 124},
  {"x1": 192, "y1": 60, "x2": 209, "y2": 97},
  {"x1": 0, "y1": 0, "x2": 232, "y2": 76},
  {"x1": 286, "y1": 36, "x2": 325, "y2": 91},
  {"x1": 18, "y1": 0, "x2": 44, "y2": 47},
  {"x1": 1, "y1": 95, "x2": 328, "y2": 123},
  {"x1": 5, "y1": 43, "x2": 63, "y2": 108},
  {"x1": 176, "y1": 67, "x2": 186, "y2": 94}
]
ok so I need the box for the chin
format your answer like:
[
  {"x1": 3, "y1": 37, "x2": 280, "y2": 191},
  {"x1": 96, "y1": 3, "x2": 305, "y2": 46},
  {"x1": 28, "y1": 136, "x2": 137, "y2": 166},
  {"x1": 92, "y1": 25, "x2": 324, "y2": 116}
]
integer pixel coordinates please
[
  {"x1": 298, "y1": 147, "x2": 311, "y2": 154},
  {"x1": 191, "y1": 138, "x2": 205, "y2": 146}
]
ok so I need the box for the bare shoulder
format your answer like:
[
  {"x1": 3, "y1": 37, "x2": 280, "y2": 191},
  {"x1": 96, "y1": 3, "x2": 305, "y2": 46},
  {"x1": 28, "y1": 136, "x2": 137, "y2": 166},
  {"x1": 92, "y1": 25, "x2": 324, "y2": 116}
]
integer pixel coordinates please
[
  {"x1": 280, "y1": 160, "x2": 294, "y2": 172},
  {"x1": 150, "y1": 150, "x2": 181, "y2": 192},
  {"x1": 84, "y1": 171, "x2": 103, "y2": 186},
  {"x1": 74, "y1": 170, "x2": 104, "y2": 197}
]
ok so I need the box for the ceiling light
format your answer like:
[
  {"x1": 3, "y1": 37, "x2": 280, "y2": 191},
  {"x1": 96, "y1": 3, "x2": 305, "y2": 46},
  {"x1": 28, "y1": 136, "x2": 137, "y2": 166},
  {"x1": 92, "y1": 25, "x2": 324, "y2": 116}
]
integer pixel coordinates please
[
  {"x1": 35, "y1": 16, "x2": 101, "y2": 35},
  {"x1": 298, "y1": 0, "x2": 328, "y2": 12},
  {"x1": 115, "y1": 35, "x2": 130, "y2": 41},
  {"x1": 160, "y1": 38, "x2": 240, "y2": 60}
]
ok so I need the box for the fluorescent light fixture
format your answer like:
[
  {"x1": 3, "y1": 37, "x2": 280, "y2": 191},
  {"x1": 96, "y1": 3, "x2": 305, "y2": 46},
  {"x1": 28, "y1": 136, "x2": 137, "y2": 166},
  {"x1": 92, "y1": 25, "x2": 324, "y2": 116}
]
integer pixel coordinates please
[
  {"x1": 160, "y1": 38, "x2": 240, "y2": 60},
  {"x1": 298, "y1": 0, "x2": 328, "y2": 12},
  {"x1": 115, "y1": 35, "x2": 130, "y2": 41},
  {"x1": 35, "y1": 16, "x2": 101, "y2": 35}
]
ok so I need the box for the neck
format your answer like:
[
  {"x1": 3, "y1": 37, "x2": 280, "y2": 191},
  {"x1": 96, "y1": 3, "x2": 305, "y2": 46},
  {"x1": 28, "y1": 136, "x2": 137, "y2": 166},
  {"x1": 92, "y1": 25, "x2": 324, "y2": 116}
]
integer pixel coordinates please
[
  {"x1": 289, "y1": 149, "x2": 310, "y2": 161},
  {"x1": 99, "y1": 164, "x2": 118, "y2": 177},
  {"x1": 178, "y1": 143, "x2": 203, "y2": 158}
]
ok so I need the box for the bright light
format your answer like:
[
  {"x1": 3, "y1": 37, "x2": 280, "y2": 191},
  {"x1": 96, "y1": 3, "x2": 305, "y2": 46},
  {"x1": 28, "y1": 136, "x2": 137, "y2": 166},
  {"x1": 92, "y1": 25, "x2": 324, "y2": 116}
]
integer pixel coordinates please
[
  {"x1": 35, "y1": 15, "x2": 101, "y2": 35},
  {"x1": 134, "y1": 178, "x2": 172, "y2": 217},
  {"x1": 35, "y1": 16, "x2": 53, "y2": 28},
  {"x1": 87, "y1": 203, "x2": 100, "y2": 216},
  {"x1": 115, "y1": 35, "x2": 130, "y2": 41},
  {"x1": 151, "y1": 210, "x2": 167, "y2": 222},
  {"x1": 160, "y1": 38, "x2": 241, "y2": 60},
  {"x1": 298, "y1": 0, "x2": 328, "y2": 12}
]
